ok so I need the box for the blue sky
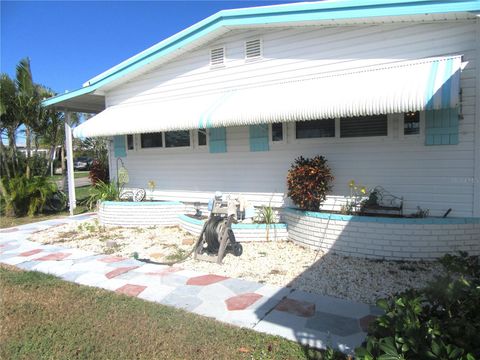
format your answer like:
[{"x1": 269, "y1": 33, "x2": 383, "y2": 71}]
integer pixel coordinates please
[{"x1": 1, "y1": 1, "x2": 305, "y2": 95}]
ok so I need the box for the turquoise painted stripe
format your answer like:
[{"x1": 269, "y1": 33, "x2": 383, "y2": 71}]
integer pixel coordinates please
[
  {"x1": 205, "y1": 91, "x2": 235, "y2": 129},
  {"x1": 425, "y1": 60, "x2": 439, "y2": 110},
  {"x1": 284, "y1": 208, "x2": 480, "y2": 224},
  {"x1": 102, "y1": 201, "x2": 183, "y2": 206},
  {"x1": 178, "y1": 214, "x2": 287, "y2": 228},
  {"x1": 42, "y1": 1, "x2": 479, "y2": 109},
  {"x1": 441, "y1": 58, "x2": 453, "y2": 108},
  {"x1": 198, "y1": 92, "x2": 230, "y2": 129}
]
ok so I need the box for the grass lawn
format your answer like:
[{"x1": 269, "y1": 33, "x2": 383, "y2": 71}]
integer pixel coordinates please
[
  {"x1": 0, "y1": 185, "x2": 92, "y2": 229},
  {"x1": 0, "y1": 265, "x2": 335, "y2": 359},
  {"x1": 49, "y1": 171, "x2": 90, "y2": 181}
]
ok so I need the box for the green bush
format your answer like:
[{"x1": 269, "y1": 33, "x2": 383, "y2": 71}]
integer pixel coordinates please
[
  {"x1": 287, "y1": 156, "x2": 334, "y2": 211},
  {"x1": 85, "y1": 180, "x2": 120, "y2": 210},
  {"x1": 2, "y1": 175, "x2": 58, "y2": 216},
  {"x1": 356, "y1": 253, "x2": 480, "y2": 360}
]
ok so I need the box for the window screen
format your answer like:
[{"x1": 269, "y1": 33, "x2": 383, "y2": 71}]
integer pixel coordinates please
[
  {"x1": 340, "y1": 115, "x2": 388, "y2": 138},
  {"x1": 165, "y1": 130, "x2": 190, "y2": 148},
  {"x1": 404, "y1": 111, "x2": 420, "y2": 135},
  {"x1": 126, "y1": 135, "x2": 134, "y2": 150},
  {"x1": 271, "y1": 123, "x2": 283, "y2": 142},
  {"x1": 198, "y1": 129, "x2": 207, "y2": 146},
  {"x1": 296, "y1": 119, "x2": 335, "y2": 139},
  {"x1": 141, "y1": 132, "x2": 163, "y2": 148}
]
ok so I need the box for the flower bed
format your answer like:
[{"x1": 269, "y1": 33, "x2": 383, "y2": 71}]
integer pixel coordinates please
[
  {"x1": 282, "y1": 208, "x2": 480, "y2": 260},
  {"x1": 178, "y1": 214, "x2": 288, "y2": 242}
]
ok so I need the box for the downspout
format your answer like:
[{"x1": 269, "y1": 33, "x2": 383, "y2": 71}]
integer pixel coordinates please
[{"x1": 65, "y1": 111, "x2": 76, "y2": 216}]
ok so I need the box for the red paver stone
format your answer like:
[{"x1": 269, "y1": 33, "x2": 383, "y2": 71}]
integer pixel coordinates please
[
  {"x1": 99, "y1": 256, "x2": 126, "y2": 263},
  {"x1": 225, "y1": 293, "x2": 263, "y2": 311},
  {"x1": 115, "y1": 284, "x2": 146, "y2": 297},
  {"x1": 36, "y1": 252, "x2": 71, "y2": 261},
  {"x1": 187, "y1": 274, "x2": 229, "y2": 286},
  {"x1": 0, "y1": 228, "x2": 19, "y2": 233},
  {"x1": 105, "y1": 266, "x2": 139, "y2": 279},
  {"x1": 275, "y1": 298, "x2": 316, "y2": 317},
  {"x1": 359, "y1": 314, "x2": 377, "y2": 332},
  {"x1": 19, "y1": 249, "x2": 43, "y2": 257},
  {"x1": 147, "y1": 267, "x2": 182, "y2": 276}
]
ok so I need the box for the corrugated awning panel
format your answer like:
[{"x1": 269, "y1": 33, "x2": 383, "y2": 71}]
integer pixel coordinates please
[{"x1": 73, "y1": 55, "x2": 462, "y2": 138}]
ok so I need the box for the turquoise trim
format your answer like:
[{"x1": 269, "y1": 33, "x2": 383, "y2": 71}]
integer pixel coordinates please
[
  {"x1": 205, "y1": 91, "x2": 235, "y2": 129},
  {"x1": 284, "y1": 207, "x2": 480, "y2": 224},
  {"x1": 209, "y1": 127, "x2": 227, "y2": 153},
  {"x1": 441, "y1": 57, "x2": 453, "y2": 108},
  {"x1": 178, "y1": 214, "x2": 287, "y2": 229},
  {"x1": 42, "y1": 0, "x2": 479, "y2": 109},
  {"x1": 425, "y1": 60, "x2": 439, "y2": 110},
  {"x1": 113, "y1": 135, "x2": 127, "y2": 158},
  {"x1": 425, "y1": 108, "x2": 459, "y2": 145},
  {"x1": 249, "y1": 124, "x2": 270, "y2": 152},
  {"x1": 102, "y1": 201, "x2": 183, "y2": 206}
]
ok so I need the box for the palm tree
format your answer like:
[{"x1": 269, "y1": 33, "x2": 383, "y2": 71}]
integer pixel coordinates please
[{"x1": 15, "y1": 58, "x2": 43, "y2": 178}]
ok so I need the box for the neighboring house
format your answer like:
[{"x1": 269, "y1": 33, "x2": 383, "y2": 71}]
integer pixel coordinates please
[{"x1": 44, "y1": 0, "x2": 480, "y2": 218}]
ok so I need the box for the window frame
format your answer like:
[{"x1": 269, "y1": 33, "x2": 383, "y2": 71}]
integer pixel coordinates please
[
  {"x1": 400, "y1": 111, "x2": 424, "y2": 139},
  {"x1": 126, "y1": 134, "x2": 135, "y2": 151},
  {"x1": 294, "y1": 118, "x2": 336, "y2": 141},
  {"x1": 139, "y1": 131, "x2": 194, "y2": 152},
  {"x1": 269, "y1": 122, "x2": 287, "y2": 145},
  {"x1": 196, "y1": 128, "x2": 209, "y2": 149}
]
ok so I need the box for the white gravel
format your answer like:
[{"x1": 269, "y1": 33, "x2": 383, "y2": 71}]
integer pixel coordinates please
[{"x1": 29, "y1": 218, "x2": 446, "y2": 304}]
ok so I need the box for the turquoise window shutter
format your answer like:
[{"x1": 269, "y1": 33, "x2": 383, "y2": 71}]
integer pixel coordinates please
[
  {"x1": 209, "y1": 127, "x2": 227, "y2": 153},
  {"x1": 425, "y1": 108, "x2": 459, "y2": 145},
  {"x1": 249, "y1": 124, "x2": 269, "y2": 152},
  {"x1": 113, "y1": 135, "x2": 127, "y2": 157}
]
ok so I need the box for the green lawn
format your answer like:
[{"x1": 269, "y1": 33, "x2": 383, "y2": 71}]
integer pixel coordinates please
[
  {"x1": 0, "y1": 265, "x2": 336, "y2": 359},
  {"x1": 0, "y1": 185, "x2": 92, "y2": 229},
  {"x1": 49, "y1": 171, "x2": 90, "y2": 181}
]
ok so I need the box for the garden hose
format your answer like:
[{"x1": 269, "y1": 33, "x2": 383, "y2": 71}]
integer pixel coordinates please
[{"x1": 135, "y1": 218, "x2": 209, "y2": 266}]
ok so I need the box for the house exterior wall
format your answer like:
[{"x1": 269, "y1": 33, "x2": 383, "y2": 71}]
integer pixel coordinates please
[{"x1": 106, "y1": 20, "x2": 479, "y2": 217}]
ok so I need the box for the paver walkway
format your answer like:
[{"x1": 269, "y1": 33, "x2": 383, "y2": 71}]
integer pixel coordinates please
[{"x1": 0, "y1": 214, "x2": 381, "y2": 354}]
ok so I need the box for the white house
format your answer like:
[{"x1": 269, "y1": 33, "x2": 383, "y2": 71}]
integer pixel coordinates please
[{"x1": 44, "y1": 0, "x2": 480, "y2": 220}]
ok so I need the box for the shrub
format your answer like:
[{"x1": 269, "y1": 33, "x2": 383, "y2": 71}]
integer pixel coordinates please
[
  {"x1": 88, "y1": 160, "x2": 109, "y2": 185},
  {"x1": 2, "y1": 175, "x2": 58, "y2": 216},
  {"x1": 85, "y1": 180, "x2": 120, "y2": 210},
  {"x1": 356, "y1": 253, "x2": 480, "y2": 360},
  {"x1": 287, "y1": 156, "x2": 334, "y2": 211}
]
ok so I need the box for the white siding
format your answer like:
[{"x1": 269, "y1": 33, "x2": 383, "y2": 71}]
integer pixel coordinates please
[{"x1": 106, "y1": 21, "x2": 478, "y2": 217}]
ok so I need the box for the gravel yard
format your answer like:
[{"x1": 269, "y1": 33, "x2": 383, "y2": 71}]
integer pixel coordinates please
[{"x1": 29, "y1": 218, "x2": 446, "y2": 304}]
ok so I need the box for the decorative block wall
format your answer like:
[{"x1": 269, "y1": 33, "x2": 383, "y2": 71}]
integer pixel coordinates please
[
  {"x1": 178, "y1": 214, "x2": 288, "y2": 242},
  {"x1": 282, "y1": 208, "x2": 480, "y2": 260},
  {"x1": 98, "y1": 201, "x2": 185, "y2": 227}
]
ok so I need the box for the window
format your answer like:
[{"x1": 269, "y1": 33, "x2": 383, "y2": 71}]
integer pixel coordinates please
[
  {"x1": 271, "y1": 123, "x2": 283, "y2": 142},
  {"x1": 404, "y1": 111, "x2": 420, "y2": 135},
  {"x1": 126, "y1": 135, "x2": 134, "y2": 150},
  {"x1": 296, "y1": 119, "x2": 335, "y2": 139},
  {"x1": 245, "y1": 39, "x2": 262, "y2": 61},
  {"x1": 340, "y1": 115, "x2": 388, "y2": 138},
  {"x1": 210, "y1": 47, "x2": 225, "y2": 68},
  {"x1": 141, "y1": 132, "x2": 163, "y2": 148},
  {"x1": 198, "y1": 129, "x2": 207, "y2": 146},
  {"x1": 165, "y1": 130, "x2": 190, "y2": 148}
]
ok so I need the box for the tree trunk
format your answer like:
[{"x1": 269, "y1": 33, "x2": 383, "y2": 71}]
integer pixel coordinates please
[
  {"x1": 25, "y1": 126, "x2": 31, "y2": 178},
  {"x1": 0, "y1": 140, "x2": 11, "y2": 179},
  {"x1": 8, "y1": 131, "x2": 18, "y2": 177}
]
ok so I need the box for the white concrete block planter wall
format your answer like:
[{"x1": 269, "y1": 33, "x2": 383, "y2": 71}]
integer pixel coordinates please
[
  {"x1": 98, "y1": 201, "x2": 185, "y2": 227},
  {"x1": 178, "y1": 214, "x2": 288, "y2": 242},
  {"x1": 282, "y1": 208, "x2": 480, "y2": 260}
]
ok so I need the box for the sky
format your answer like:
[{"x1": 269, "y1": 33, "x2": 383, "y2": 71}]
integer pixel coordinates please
[{"x1": 1, "y1": 0, "x2": 307, "y2": 95}]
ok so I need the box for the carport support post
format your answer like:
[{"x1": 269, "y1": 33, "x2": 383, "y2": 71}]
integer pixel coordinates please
[{"x1": 65, "y1": 111, "x2": 76, "y2": 216}]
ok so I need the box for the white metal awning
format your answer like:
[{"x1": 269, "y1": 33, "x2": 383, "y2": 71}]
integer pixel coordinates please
[{"x1": 73, "y1": 55, "x2": 462, "y2": 138}]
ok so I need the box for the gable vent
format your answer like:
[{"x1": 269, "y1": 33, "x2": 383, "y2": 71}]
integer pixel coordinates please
[
  {"x1": 245, "y1": 39, "x2": 262, "y2": 61},
  {"x1": 210, "y1": 47, "x2": 225, "y2": 68}
]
